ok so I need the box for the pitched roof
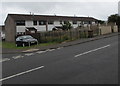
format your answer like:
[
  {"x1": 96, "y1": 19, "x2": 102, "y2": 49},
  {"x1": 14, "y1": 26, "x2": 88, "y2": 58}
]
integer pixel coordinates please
[{"x1": 7, "y1": 14, "x2": 98, "y2": 21}]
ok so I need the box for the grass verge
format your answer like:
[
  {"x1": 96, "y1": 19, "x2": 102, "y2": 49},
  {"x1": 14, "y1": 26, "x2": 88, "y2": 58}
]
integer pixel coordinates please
[{"x1": 0, "y1": 41, "x2": 58, "y2": 49}]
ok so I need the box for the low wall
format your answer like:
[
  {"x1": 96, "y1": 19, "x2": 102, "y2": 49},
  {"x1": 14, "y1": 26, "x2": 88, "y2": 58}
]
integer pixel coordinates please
[
  {"x1": 113, "y1": 26, "x2": 118, "y2": 32},
  {"x1": 99, "y1": 26, "x2": 112, "y2": 35}
]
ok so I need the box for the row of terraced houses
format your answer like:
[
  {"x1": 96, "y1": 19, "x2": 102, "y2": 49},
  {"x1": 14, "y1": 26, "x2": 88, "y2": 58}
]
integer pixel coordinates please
[{"x1": 3, "y1": 14, "x2": 98, "y2": 42}]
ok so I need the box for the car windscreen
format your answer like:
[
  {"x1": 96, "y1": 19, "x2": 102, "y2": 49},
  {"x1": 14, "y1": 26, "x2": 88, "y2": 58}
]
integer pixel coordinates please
[{"x1": 22, "y1": 36, "x2": 33, "y2": 39}]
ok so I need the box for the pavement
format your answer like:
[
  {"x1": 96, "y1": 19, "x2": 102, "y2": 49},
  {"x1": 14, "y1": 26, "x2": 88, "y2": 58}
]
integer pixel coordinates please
[
  {"x1": 2, "y1": 32, "x2": 119, "y2": 54},
  {"x1": 2, "y1": 33, "x2": 118, "y2": 84}
]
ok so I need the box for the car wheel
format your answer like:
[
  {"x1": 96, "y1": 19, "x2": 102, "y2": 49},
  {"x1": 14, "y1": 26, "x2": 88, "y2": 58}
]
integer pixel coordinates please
[{"x1": 22, "y1": 43, "x2": 25, "y2": 47}]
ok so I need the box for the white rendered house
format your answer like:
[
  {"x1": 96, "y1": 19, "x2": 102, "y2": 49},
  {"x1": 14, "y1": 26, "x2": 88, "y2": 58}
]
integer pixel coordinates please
[{"x1": 5, "y1": 14, "x2": 98, "y2": 42}]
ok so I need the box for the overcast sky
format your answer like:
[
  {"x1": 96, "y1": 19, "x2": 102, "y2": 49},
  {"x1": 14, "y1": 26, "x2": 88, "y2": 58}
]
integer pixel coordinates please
[{"x1": 0, "y1": 0, "x2": 119, "y2": 25}]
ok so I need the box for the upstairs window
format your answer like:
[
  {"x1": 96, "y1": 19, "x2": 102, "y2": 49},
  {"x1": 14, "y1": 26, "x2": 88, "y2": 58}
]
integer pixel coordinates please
[
  {"x1": 73, "y1": 21, "x2": 77, "y2": 24},
  {"x1": 16, "y1": 20, "x2": 25, "y2": 26},
  {"x1": 48, "y1": 21, "x2": 54, "y2": 24},
  {"x1": 39, "y1": 20, "x2": 46, "y2": 25},
  {"x1": 33, "y1": 21, "x2": 37, "y2": 25}
]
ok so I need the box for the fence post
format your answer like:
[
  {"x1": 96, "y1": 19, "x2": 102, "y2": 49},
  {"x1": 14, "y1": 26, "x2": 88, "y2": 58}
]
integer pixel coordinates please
[
  {"x1": 70, "y1": 30, "x2": 72, "y2": 40},
  {"x1": 79, "y1": 30, "x2": 81, "y2": 38},
  {"x1": 84, "y1": 30, "x2": 86, "y2": 38},
  {"x1": 59, "y1": 31, "x2": 61, "y2": 42},
  {"x1": 39, "y1": 33, "x2": 41, "y2": 43}
]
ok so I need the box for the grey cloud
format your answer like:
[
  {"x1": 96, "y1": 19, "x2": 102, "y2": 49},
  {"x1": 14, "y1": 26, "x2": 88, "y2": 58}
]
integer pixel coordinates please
[{"x1": 1, "y1": 2, "x2": 118, "y2": 25}]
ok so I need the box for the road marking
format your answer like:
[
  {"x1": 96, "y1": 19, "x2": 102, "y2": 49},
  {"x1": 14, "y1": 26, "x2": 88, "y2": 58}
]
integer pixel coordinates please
[
  {"x1": 0, "y1": 58, "x2": 10, "y2": 63},
  {"x1": 74, "y1": 44, "x2": 110, "y2": 57},
  {"x1": 45, "y1": 49, "x2": 50, "y2": 52},
  {"x1": 25, "y1": 53, "x2": 34, "y2": 56},
  {"x1": 0, "y1": 66, "x2": 44, "y2": 82},
  {"x1": 36, "y1": 49, "x2": 55, "y2": 54},
  {"x1": 12, "y1": 55, "x2": 24, "y2": 59},
  {"x1": 57, "y1": 47, "x2": 63, "y2": 49},
  {"x1": 22, "y1": 49, "x2": 39, "y2": 53},
  {"x1": 36, "y1": 51, "x2": 46, "y2": 54},
  {"x1": 48, "y1": 49, "x2": 55, "y2": 51}
]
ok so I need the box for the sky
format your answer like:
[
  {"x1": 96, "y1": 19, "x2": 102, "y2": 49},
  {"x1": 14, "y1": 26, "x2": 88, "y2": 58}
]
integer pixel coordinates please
[
  {"x1": 118, "y1": 1, "x2": 120, "y2": 16},
  {"x1": 0, "y1": 0, "x2": 119, "y2": 25}
]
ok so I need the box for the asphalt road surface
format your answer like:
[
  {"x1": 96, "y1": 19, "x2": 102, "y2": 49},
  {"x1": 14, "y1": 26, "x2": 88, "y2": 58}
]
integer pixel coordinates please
[{"x1": 1, "y1": 35, "x2": 119, "y2": 84}]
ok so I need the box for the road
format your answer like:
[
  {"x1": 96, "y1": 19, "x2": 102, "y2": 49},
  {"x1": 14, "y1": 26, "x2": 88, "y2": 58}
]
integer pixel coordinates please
[{"x1": 1, "y1": 35, "x2": 118, "y2": 84}]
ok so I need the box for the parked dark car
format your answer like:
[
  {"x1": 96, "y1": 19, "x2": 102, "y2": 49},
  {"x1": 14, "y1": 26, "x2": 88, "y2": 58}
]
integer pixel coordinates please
[{"x1": 16, "y1": 35, "x2": 38, "y2": 47}]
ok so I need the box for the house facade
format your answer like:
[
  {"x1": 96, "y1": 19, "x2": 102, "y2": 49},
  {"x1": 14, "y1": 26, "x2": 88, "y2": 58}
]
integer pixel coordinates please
[{"x1": 5, "y1": 14, "x2": 98, "y2": 42}]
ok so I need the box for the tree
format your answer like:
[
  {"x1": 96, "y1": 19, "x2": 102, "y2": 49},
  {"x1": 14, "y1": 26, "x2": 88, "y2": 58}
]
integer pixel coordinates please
[
  {"x1": 108, "y1": 14, "x2": 120, "y2": 30},
  {"x1": 98, "y1": 20, "x2": 105, "y2": 24},
  {"x1": 62, "y1": 21, "x2": 72, "y2": 30}
]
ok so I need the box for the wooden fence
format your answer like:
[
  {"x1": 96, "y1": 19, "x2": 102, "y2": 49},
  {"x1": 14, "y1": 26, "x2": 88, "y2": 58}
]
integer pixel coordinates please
[
  {"x1": 15, "y1": 24, "x2": 118, "y2": 43},
  {"x1": 24, "y1": 28, "x2": 99, "y2": 43}
]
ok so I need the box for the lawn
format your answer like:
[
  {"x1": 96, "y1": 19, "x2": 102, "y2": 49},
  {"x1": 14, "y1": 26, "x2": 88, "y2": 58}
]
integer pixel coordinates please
[
  {"x1": 0, "y1": 41, "x2": 58, "y2": 49},
  {"x1": 0, "y1": 36, "x2": 80, "y2": 49}
]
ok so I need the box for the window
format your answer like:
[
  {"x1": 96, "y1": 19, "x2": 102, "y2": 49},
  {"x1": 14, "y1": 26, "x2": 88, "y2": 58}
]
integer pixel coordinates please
[
  {"x1": 39, "y1": 20, "x2": 46, "y2": 25},
  {"x1": 64, "y1": 21, "x2": 67, "y2": 24},
  {"x1": 33, "y1": 21, "x2": 37, "y2": 25},
  {"x1": 16, "y1": 20, "x2": 25, "y2": 26},
  {"x1": 88, "y1": 21, "x2": 91, "y2": 24},
  {"x1": 84, "y1": 21, "x2": 89, "y2": 24},
  {"x1": 73, "y1": 21, "x2": 77, "y2": 24},
  {"x1": 48, "y1": 21, "x2": 54, "y2": 24}
]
